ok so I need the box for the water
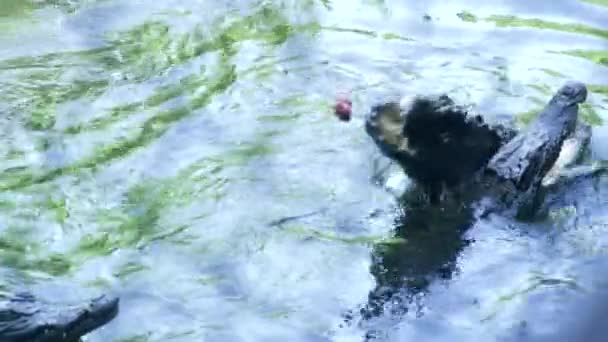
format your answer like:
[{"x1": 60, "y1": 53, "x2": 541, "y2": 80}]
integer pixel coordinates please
[{"x1": 0, "y1": 0, "x2": 607, "y2": 341}]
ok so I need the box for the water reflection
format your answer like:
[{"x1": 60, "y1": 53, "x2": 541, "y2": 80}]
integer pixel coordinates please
[{"x1": 361, "y1": 188, "x2": 475, "y2": 319}]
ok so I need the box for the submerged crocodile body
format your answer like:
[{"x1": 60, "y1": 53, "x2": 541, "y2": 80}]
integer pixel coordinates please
[
  {"x1": 365, "y1": 81, "x2": 597, "y2": 220},
  {"x1": 0, "y1": 292, "x2": 119, "y2": 342}
]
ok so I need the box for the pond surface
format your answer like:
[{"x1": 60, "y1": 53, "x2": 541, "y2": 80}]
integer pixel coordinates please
[{"x1": 0, "y1": 0, "x2": 607, "y2": 341}]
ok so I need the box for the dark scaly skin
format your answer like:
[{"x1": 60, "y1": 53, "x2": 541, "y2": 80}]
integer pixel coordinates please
[
  {"x1": 365, "y1": 93, "x2": 516, "y2": 204},
  {"x1": 343, "y1": 82, "x2": 604, "y2": 335},
  {"x1": 348, "y1": 82, "x2": 596, "y2": 331},
  {"x1": 482, "y1": 81, "x2": 587, "y2": 219},
  {"x1": 0, "y1": 292, "x2": 119, "y2": 342},
  {"x1": 487, "y1": 81, "x2": 587, "y2": 188},
  {"x1": 364, "y1": 81, "x2": 592, "y2": 220},
  {"x1": 355, "y1": 96, "x2": 515, "y2": 326}
]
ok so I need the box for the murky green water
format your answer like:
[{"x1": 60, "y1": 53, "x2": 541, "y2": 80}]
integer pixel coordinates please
[{"x1": 0, "y1": 0, "x2": 607, "y2": 341}]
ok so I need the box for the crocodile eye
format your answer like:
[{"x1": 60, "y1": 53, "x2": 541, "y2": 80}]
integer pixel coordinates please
[{"x1": 561, "y1": 86, "x2": 575, "y2": 96}]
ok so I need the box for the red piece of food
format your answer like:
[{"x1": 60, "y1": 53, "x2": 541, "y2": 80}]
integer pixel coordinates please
[{"x1": 334, "y1": 97, "x2": 352, "y2": 122}]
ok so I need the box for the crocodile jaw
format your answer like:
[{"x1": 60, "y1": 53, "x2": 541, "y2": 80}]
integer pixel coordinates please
[{"x1": 365, "y1": 101, "x2": 417, "y2": 159}]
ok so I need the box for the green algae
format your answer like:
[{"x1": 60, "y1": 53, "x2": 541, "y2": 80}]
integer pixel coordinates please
[
  {"x1": 539, "y1": 68, "x2": 566, "y2": 78},
  {"x1": 486, "y1": 15, "x2": 608, "y2": 40},
  {"x1": 0, "y1": 1, "x2": 34, "y2": 17},
  {"x1": 381, "y1": 32, "x2": 413, "y2": 41},
  {"x1": 1, "y1": 72, "x2": 109, "y2": 132},
  {"x1": 0, "y1": 229, "x2": 74, "y2": 276},
  {"x1": 516, "y1": 103, "x2": 603, "y2": 127},
  {"x1": 456, "y1": 11, "x2": 478, "y2": 23},
  {"x1": 580, "y1": 103, "x2": 604, "y2": 126},
  {"x1": 113, "y1": 262, "x2": 150, "y2": 279},
  {"x1": 0, "y1": 3, "x2": 322, "y2": 205},
  {"x1": 0, "y1": 60, "x2": 237, "y2": 191},
  {"x1": 589, "y1": 84, "x2": 608, "y2": 95},
  {"x1": 456, "y1": 11, "x2": 608, "y2": 41},
  {"x1": 527, "y1": 83, "x2": 553, "y2": 96},
  {"x1": 28, "y1": 104, "x2": 57, "y2": 130},
  {"x1": 559, "y1": 49, "x2": 608, "y2": 66},
  {"x1": 76, "y1": 160, "x2": 226, "y2": 256},
  {"x1": 73, "y1": 128, "x2": 277, "y2": 258},
  {"x1": 320, "y1": 25, "x2": 413, "y2": 41},
  {"x1": 257, "y1": 112, "x2": 302, "y2": 123},
  {"x1": 45, "y1": 195, "x2": 69, "y2": 224},
  {"x1": 60, "y1": 11, "x2": 318, "y2": 133},
  {"x1": 322, "y1": 26, "x2": 378, "y2": 37},
  {"x1": 1, "y1": 4, "x2": 308, "y2": 137},
  {"x1": 282, "y1": 223, "x2": 407, "y2": 246},
  {"x1": 462, "y1": 64, "x2": 509, "y2": 82},
  {"x1": 581, "y1": 0, "x2": 608, "y2": 6},
  {"x1": 31, "y1": 0, "x2": 109, "y2": 13},
  {"x1": 516, "y1": 83, "x2": 604, "y2": 127},
  {"x1": 481, "y1": 273, "x2": 583, "y2": 322},
  {"x1": 117, "y1": 335, "x2": 151, "y2": 342}
]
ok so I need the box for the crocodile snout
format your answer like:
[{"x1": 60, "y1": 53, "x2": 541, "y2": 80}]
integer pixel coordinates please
[{"x1": 559, "y1": 81, "x2": 587, "y2": 105}]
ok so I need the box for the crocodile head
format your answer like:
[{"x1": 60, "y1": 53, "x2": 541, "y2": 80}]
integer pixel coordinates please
[
  {"x1": 365, "y1": 94, "x2": 507, "y2": 199},
  {"x1": 0, "y1": 293, "x2": 119, "y2": 342}
]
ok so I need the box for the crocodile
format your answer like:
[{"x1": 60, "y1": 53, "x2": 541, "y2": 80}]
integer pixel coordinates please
[
  {"x1": 0, "y1": 292, "x2": 119, "y2": 342},
  {"x1": 343, "y1": 81, "x2": 606, "y2": 333},
  {"x1": 364, "y1": 81, "x2": 603, "y2": 220}
]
